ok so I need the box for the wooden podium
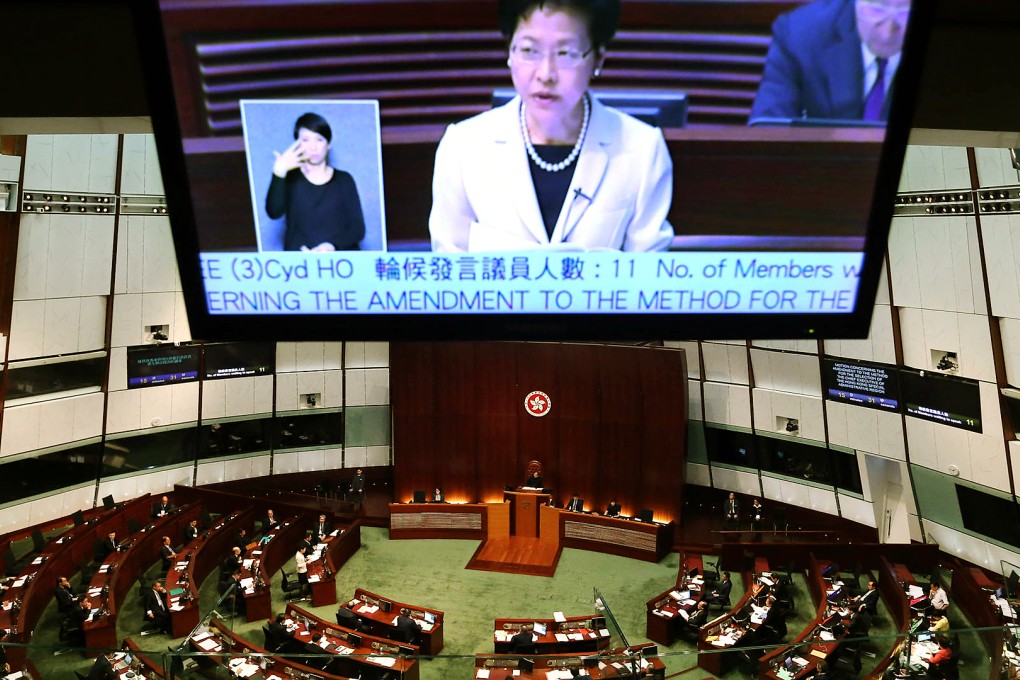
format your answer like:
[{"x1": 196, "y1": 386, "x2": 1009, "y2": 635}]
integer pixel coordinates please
[{"x1": 503, "y1": 490, "x2": 550, "y2": 538}]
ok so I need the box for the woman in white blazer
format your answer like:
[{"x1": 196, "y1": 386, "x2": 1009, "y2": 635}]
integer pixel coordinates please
[{"x1": 429, "y1": 0, "x2": 674, "y2": 253}]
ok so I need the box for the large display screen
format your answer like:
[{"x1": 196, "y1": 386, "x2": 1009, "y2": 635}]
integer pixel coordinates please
[
  {"x1": 203, "y1": 342, "x2": 276, "y2": 380},
  {"x1": 127, "y1": 344, "x2": 200, "y2": 388},
  {"x1": 822, "y1": 357, "x2": 900, "y2": 411},
  {"x1": 899, "y1": 368, "x2": 982, "y2": 433},
  {"x1": 134, "y1": 0, "x2": 931, "y2": 340}
]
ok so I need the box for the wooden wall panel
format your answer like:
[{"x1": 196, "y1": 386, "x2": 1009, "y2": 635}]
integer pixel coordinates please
[
  {"x1": 515, "y1": 344, "x2": 560, "y2": 486},
  {"x1": 392, "y1": 342, "x2": 688, "y2": 522}
]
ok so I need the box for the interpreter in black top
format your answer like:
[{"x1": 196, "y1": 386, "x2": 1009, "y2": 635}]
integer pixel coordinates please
[
  {"x1": 605, "y1": 499, "x2": 622, "y2": 517},
  {"x1": 266, "y1": 112, "x2": 366, "y2": 252},
  {"x1": 432, "y1": 487, "x2": 445, "y2": 503}
]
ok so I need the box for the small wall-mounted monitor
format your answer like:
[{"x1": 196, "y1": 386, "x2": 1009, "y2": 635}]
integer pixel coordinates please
[
  {"x1": 412, "y1": 490, "x2": 426, "y2": 504},
  {"x1": 102, "y1": 494, "x2": 115, "y2": 509}
]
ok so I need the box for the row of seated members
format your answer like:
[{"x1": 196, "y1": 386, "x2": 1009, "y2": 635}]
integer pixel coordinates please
[{"x1": 336, "y1": 604, "x2": 422, "y2": 644}]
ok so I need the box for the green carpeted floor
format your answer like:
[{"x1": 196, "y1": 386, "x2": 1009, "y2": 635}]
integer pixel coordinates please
[{"x1": 28, "y1": 531, "x2": 973, "y2": 680}]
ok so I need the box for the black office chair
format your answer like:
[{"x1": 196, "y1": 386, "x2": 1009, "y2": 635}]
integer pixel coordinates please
[
  {"x1": 2, "y1": 545, "x2": 21, "y2": 577},
  {"x1": 30, "y1": 528, "x2": 47, "y2": 554},
  {"x1": 280, "y1": 569, "x2": 306, "y2": 600},
  {"x1": 127, "y1": 517, "x2": 141, "y2": 534},
  {"x1": 79, "y1": 558, "x2": 97, "y2": 584}
]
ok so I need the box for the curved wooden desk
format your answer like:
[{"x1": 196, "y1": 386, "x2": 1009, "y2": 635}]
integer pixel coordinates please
[
  {"x1": 494, "y1": 614, "x2": 611, "y2": 655},
  {"x1": 474, "y1": 644, "x2": 666, "y2": 679},
  {"x1": 285, "y1": 602, "x2": 420, "y2": 680},
  {"x1": 84, "y1": 503, "x2": 202, "y2": 650},
  {"x1": 345, "y1": 586, "x2": 445, "y2": 655}
]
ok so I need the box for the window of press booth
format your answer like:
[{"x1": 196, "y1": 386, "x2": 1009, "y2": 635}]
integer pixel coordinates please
[
  {"x1": 199, "y1": 416, "x2": 273, "y2": 459},
  {"x1": 4, "y1": 352, "x2": 107, "y2": 403},
  {"x1": 831, "y1": 446, "x2": 863, "y2": 495},
  {"x1": 102, "y1": 427, "x2": 197, "y2": 478},
  {"x1": 0, "y1": 442, "x2": 103, "y2": 505},
  {"x1": 272, "y1": 410, "x2": 344, "y2": 450},
  {"x1": 705, "y1": 425, "x2": 758, "y2": 470},
  {"x1": 758, "y1": 436, "x2": 833, "y2": 486}
]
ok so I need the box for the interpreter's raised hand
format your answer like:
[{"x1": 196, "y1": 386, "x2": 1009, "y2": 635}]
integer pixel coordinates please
[{"x1": 273, "y1": 139, "x2": 305, "y2": 177}]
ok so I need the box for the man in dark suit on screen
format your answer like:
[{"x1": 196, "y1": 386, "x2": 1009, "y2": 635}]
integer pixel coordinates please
[{"x1": 750, "y1": 0, "x2": 910, "y2": 122}]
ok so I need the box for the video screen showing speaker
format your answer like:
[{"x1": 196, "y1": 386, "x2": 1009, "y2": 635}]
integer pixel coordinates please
[
  {"x1": 203, "y1": 341, "x2": 275, "y2": 380},
  {"x1": 135, "y1": 0, "x2": 932, "y2": 341},
  {"x1": 127, "y1": 344, "x2": 200, "y2": 388},
  {"x1": 899, "y1": 368, "x2": 981, "y2": 433},
  {"x1": 822, "y1": 357, "x2": 900, "y2": 411}
]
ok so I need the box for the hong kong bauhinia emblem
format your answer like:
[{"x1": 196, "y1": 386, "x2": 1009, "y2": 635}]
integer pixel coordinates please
[{"x1": 524, "y1": 390, "x2": 551, "y2": 417}]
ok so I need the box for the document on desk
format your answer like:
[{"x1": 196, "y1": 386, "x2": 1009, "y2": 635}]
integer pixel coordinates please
[
  {"x1": 907, "y1": 585, "x2": 924, "y2": 598},
  {"x1": 307, "y1": 574, "x2": 320, "y2": 583},
  {"x1": 819, "y1": 631, "x2": 835, "y2": 641},
  {"x1": 555, "y1": 633, "x2": 569, "y2": 642},
  {"x1": 476, "y1": 670, "x2": 490, "y2": 679},
  {"x1": 599, "y1": 628, "x2": 610, "y2": 637},
  {"x1": 568, "y1": 633, "x2": 583, "y2": 640},
  {"x1": 553, "y1": 611, "x2": 566, "y2": 622},
  {"x1": 358, "y1": 604, "x2": 380, "y2": 614},
  {"x1": 196, "y1": 637, "x2": 220, "y2": 651},
  {"x1": 659, "y1": 610, "x2": 674, "y2": 618},
  {"x1": 367, "y1": 656, "x2": 397, "y2": 667}
]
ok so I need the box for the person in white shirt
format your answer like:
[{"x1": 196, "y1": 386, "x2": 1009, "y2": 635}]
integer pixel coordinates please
[{"x1": 295, "y1": 545, "x2": 309, "y2": 592}]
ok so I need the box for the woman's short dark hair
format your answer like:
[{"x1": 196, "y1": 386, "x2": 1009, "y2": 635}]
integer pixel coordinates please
[
  {"x1": 293, "y1": 112, "x2": 332, "y2": 143},
  {"x1": 498, "y1": 0, "x2": 621, "y2": 50}
]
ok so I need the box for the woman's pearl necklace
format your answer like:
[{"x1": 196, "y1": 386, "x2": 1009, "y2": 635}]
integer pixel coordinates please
[{"x1": 520, "y1": 94, "x2": 590, "y2": 173}]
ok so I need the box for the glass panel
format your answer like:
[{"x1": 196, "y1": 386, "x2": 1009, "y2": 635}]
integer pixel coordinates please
[
  {"x1": 0, "y1": 442, "x2": 101, "y2": 504},
  {"x1": 344, "y1": 405, "x2": 390, "y2": 447},
  {"x1": 4, "y1": 355, "x2": 106, "y2": 401},
  {"x1": 273, "y1": 410, "x2": 344, "y2": 450},
  {"x1": 102, "y1": 428, "x2": 196, "y2": 477},
  {"x1": 832, "y1": 449, "x2": 863, "y2": 494},
  {"x1": 705, "y1": 425, "x2": 758, "y2": 468},
  {"x1": 198, "y1": 417, "x2": 272, "y2": 459},
  {"x1": 758, "y1": 436, "x2": 833, "y2": 485}
]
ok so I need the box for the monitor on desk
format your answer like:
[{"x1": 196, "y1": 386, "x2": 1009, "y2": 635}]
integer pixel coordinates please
[
  {"x1": 346, "y1": 632, "x2": 362, "y2": 647},
  {"x1": 412, "y1": 490, "x2": 426, "y2": 504},
  {"x1": 532, "y1": 622, "x2": 547, "y2": 636},
  {"x1": 519, "y1": 658, "x2": 535, "y2": 673},
  {"x1": 102, "y1": 494, "x2": 115, "y2": 509},
  {"x1": 72, "y1": 509, "x2": 86, "y2": 526},
  {"x1": 493, "y1": 88, "x2": 688, "y2": 128},
  {"x1": 380, "y1": 600, "x2": 392, "y2": 613},
  {"x1": 424, "y1": 612, "x2": 436, "y2": 625}
]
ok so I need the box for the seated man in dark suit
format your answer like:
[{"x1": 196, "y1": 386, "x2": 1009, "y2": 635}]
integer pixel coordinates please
[
  {"x1": 757, "y1": 595, "x2": 788, "y2": 644},
  {"x1": 87, "y1": 651, "x2": 118, "y2": 680},
  {"x1": 143, "y1": 579, "x2": 171, "y2": 634},
  {"x1": 183, "y1": 518, "x2": 200, "y2": 543},
  {"x1": 268, "y1": 612, "x2": 296, "y2": 650},
  {"x1": 847, "y1": 603, "x2": 872, "y2": 637},
  {"x1": 750, "y1": 0, "x2": 910, "y2": 122},
  {"x1": 220, "y1": 570, "x2": 247, "y2": 617},
  {"x1": 53, "y1": 576, "x2": 78, "y2": 615},
  {"x1": 263, "y1": 509, "x2": 280, "y2": 534},
  {"x1": 510, "y1": 624, "x2": 537, "y2": 653},
  {"x1": 336, "y1": 605, "x2": 365, "y2": 631},
  {"x1": 605, "y1": 498, "x2": 622, "y2": 517},
  {"x1": 96, "y1": 531, "x2": 118, "y2": 562},
  {"x1": 566, "y1": 493, "x2": 584, "y2": 512},
  {"x1": 151, "y1": 495, "x2": 173, "y2": 519},
  {"x1": 66, "y1": 597, "x2": 92, "y2": 646},
  {"x1": 159, "y1": 535, "x2": 177, "y2": 572},
  {"x1": 852, "y1": 579, "x2": 880, "y2": 614},
  {"x1": 222, "y1": 546, "x2": 244, "y2": 575},
  {"x1": 312, "y1": 514, "x2": 331, "y2": 542},
  {"x1": 687, "y1": 601, "x2": 710, "y2": 628},
  {"x1": 232, "y1": 528, "x2": 250, "y2": 556},
  {"x1": 394, "y1": 607, "x2": 421, "y2": 645},
  {"x1": 706, "y1": 571, "x2": 733, "y2": 607}
]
